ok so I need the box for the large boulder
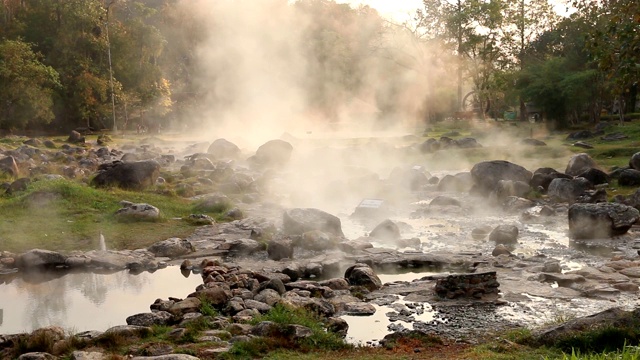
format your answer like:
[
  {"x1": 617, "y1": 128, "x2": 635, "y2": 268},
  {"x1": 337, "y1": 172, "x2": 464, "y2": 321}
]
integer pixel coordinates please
[
  {"x1": 67, "y1": 130, "x2": 85, "y2": 144},
  {"x1": 548, "y1": 177, "x2": 593, "y2": 204},
  {"x1": 283, "y1": 208, "x2": 344, "y2": 237},
  {"x1": 470, "y1": 160, "x2": 532, "y2": 195},
  {"x1": 629, "y1": 152, "x2": 640, "y2": 170},
  {"x1": 530, "y1": 168, "x2": 572, "y2": 192},
  {"x1": 576, "y1": 168, "x2": 610, "y2": 186},
  {"x1": 369, "y1": 219, "x2": 401, "y2": 241},
  {"x1": 565, "y1": 153, "x2": 597, "y2": 176},
  {"x1": 126, "y1": 311, "x2": 173, "y2": 327},
  {"x1": 618, "y1": 169, "x2": 640, "y2": 186},
  {"x1": 207, "y1": 138, "x2": 241, "y2": 159},
  {"x1": 147, "y1": 238, "x2": 195, "y2": 258},
  {"x1": 568, "y1": 203, "x2": 640, "y2": 239},
  {"x1": 0, "y1": 156, "x2": 19, "y2": 178},
  {"x1": 254, "y1": 139, "x2": 293, "y2": 166},
  {"x1": 489, "y1": 225, "x2": 519, "y2": 244},
  {"x1": 266, "y1": 238, "x2": 294, "y2": 261},
  {"x1": 16, "y1": 249, "x2": 67, "y2": 269},
  {"x1": 91, "y1": 160, "x2": 160, "y2": 190},
  {"x1": 344, "y1": 263, "x2": 382, "y2": 291},
  {"x1": 495, "y1": 180, "x2": 530, "y2": 199}
]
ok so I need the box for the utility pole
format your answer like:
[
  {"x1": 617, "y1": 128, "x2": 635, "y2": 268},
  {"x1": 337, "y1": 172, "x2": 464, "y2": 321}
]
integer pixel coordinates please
[{"x1": 105, "y1": 0, "x2": 117, "y2": 133}]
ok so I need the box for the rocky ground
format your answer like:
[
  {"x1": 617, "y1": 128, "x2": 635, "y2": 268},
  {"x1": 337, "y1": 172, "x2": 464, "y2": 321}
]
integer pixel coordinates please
[{"x1": 2, "y1": 127, "x2": 640, "y2": 358}]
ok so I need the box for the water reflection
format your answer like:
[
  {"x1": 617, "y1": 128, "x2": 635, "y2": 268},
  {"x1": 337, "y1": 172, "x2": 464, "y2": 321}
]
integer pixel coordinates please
[{"x1": 0, "y1": 267, "x2": 202, "y2": 334}]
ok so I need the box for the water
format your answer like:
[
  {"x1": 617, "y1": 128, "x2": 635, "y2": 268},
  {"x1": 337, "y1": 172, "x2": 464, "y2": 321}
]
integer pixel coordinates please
[{"x1": 0, "y1": 267, "x2": 202, "y2": 334}]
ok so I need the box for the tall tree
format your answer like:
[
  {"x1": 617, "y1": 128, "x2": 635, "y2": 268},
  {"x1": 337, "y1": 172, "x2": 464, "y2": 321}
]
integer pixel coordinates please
[{"x1": 0, "y1": 39, "x2": 60, "y2": 130}]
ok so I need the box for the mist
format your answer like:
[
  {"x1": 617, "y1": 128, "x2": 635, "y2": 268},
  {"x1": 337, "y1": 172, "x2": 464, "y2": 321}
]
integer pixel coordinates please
[{"x1": 173, "y1": 0, "x2": 455, "y2": 148}]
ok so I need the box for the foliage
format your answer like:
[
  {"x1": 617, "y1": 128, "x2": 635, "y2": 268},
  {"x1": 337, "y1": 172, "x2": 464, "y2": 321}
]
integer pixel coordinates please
[
  {"x1": 552, "y1": 326, "x2": 640, "y2": 354},
  {"x1": 0, "y1": 39, "x2": 60, "y2": 129},
  {"x1": 554, "y1": 345, "x2": 640, "y2": 360}
]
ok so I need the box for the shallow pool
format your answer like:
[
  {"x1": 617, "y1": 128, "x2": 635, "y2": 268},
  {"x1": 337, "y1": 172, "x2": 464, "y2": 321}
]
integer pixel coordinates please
[{"x1": 0, "y1": 267, "x2": 202, "y2": 334}]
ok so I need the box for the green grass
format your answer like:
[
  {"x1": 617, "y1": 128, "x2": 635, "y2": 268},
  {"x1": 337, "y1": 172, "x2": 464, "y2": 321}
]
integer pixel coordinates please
[
  {"x1": 222, "y1": 305, "x2": 350, "y2": 359},
  {"x1": 0, "y1": 178, "x2": 228, "y2": 253},
  {"x1": 552, "y1": 345, "x2": 640, "y2": 360}
]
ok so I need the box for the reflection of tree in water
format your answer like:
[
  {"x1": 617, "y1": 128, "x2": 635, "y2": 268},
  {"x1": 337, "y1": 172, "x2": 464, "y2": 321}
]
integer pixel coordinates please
[
  {"x1": 69, "y1": 272, "x2": 108, "y2": 306},
  {"x1": 16, "y1": 275, "x2": 70, "y2": 330}
]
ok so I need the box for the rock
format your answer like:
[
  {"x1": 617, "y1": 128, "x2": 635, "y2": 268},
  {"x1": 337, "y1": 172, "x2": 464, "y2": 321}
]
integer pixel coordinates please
[
  {"x1": 91, "y1": 160, "x2": 160, "y2": 190},
  {"x1": 530, "y1": 169, "x2": 572, "y2": 192},
  {"x1": 455, "y1": 137, "x2": 482, "y2": 148},
  {"x1": 148, "y1": 238, "x2": 194, "y2": 258},
  {"x1": 254, "y1": 139, "x2": 293, "y2": 166},
  {"x1": 244, "y1": 299, "x2": 272, "y2": 313},
  {"x1": 548, "y1": 177, "x2": 593, "y2": 204},
  {"x1": 503, "y1": 196, "x2": 535, "y2": 211},
  {"x1": 437, "y1": 173, "x2": 473, "y2": 192},
  {"x1": 470, "y1": 160, "x2": 532, "y2": 195},
  {"x1": 630, "y1": 152, "x2": 640, "y2": 171},
  {"x1": 267, "y1": 238, "x2": 293, "y2": 261},
  {"x1": 601, "y1": 132, "x2": 628, "y2": 141},
  {"x1": 429, "y1": 196, "x2": 461, "y2": 207},
  {"x1": 169, "y1": 297, "x2": 201, "y2": 315},
  {"x1": 16, "y1": 249, "x2": 67, "y2": 269},
  {"x1": 254, "y1": 289, "x2": 281, "y2": 306},
  {"x1": 565, "y1": 153, "x2": 597, "y2": 176},
  {"x1": 369, "y1": 219, "x2": 401, "y2": 241},
  {"x1": 568, "y1": 203, "x2": 640, "y2": 239},
  {"x1": 495, "y1": 180, "x2": 530, "y2": 199},
  {"x1": 575, "y1": 189, "x2": 607, "y2": 204},
  {"x1": 573, "y1": 141, "x2": 594, "y2": 149},
  {"x1": 318, "y1": 278, "x2": 350, "y2": 290},
  {"x1": 18, "y1": 354, "x2": 57, "y2": 360},
  {"x1": 492, "y1": 244, "x2": 511, "y2": 256},
  {"x1": 344, "y1": 263, "x2": 382, "y2": 291},
  {"x1": 226, "y1": 239, "x2": 263, "y2": 256},
  {"x1": 341, "y1": 302, "x2": 376, "y2": 316},
  {"x1": 618, "y1": 169, "x2": 640, "y2": 186},
  {"x1": 67, "y1": 130, "x2": 85, "y2": 144},
  {"x1": 207, "y1": 138, "x2": 241, "y2": 159},
  {"x1": 7, "y1": 177, "x2": 30, "y2": 193},
  {"x1": 193, "y1": 194, "x2": 231, "y2": 213},
  {"x1": 259, "y1": 278, "x2": 287, "y2": 295},
  {"x1": 70, "y1": 351, "x2": 107, "y2": 360},
  {"x1": 130, "y1": 355, "x2": 200, "y2": 360},
  {"x1": 325, "y1": 317, "x2": 349, "y2": 337},
  {"x1": 283, "y1": 208, "x2": 344, "y2": 237},
  {"x1": 115, "y1": 201, "x2": 160, "y2": 220},
  {"x1": 126, "y1": 311, "x2": 173, "y2": 327},
  {"x1": 300, "y1": 230, "x2": 337, "y2": 251},
  {"x1": 489, "y1": 225, "x2": 519, "y2": 244},
  {"x1": 567, "y1": 130, "x2": 596, "y2": 140},
  {"x1": 185, "y1": 214, "x2": 215, "y2": 225},
  {"x1": 103, "y1": 325, "x2": 151, "y2": 338},
  {"x1": 521, "y1": 138, "x2": 547, "y2": 146},
  {"x1": 0, "y1": 156, "x2": 19, "y2": 177},
  {"x1": 577, "y1": 168, "x2": 610, "y2": 186}
]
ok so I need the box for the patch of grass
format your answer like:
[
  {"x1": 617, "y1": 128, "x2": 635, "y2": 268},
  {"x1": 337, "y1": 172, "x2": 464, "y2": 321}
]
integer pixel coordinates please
[
  {"x1": 0, "y1": 178, "x2": 208, "y2": 252},
  {"x1": 553, "y1": 345, "x2": 640, "y2": 360},
  {"x1": 199, "y1": 298, "x2": 219, "y2": 317},
  {"x1": 553, "y1": 326, "x2": 640, "y2": 354}
]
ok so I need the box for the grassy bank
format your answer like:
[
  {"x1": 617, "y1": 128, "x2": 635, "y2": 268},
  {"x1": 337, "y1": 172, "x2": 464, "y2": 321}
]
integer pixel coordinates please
[{"x1": 0, "y1": 179, "x2": 227, "y2": 253}]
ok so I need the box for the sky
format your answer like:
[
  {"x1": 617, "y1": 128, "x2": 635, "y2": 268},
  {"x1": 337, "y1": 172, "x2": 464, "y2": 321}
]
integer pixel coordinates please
[
  {"x1": 337, "y1": 0, "x2": 422, "y2": 23},
  {"x1": 336, "y1": 0, "x2": 572, "y2": 22}
]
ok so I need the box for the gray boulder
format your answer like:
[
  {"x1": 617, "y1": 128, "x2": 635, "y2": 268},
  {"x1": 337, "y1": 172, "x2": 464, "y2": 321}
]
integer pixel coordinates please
[
  {"x1": 489, "y1": 225, "x2": 519, "y2": 244},
  {"x1": 0, "y1": 156, "x2": 19, "y2": 178},
  {"x1": 629, "y1": 152, "x2": 640, "y2": 170},
  {"x1": 344, "y1": 263, "x2": 382, "y2": 291},
  {"x1": 226, "y1": 239, "x2": 263, "y2": 255},
  {"x1": 618, "y1": 169, "x2": 640, "y2": 186},
  {"x1": 369, "y1": 219, "x2": 401, "y2": 241},
  {"x1": 254, "y1": 139, "x2": 293, "y2": 166},
  {"x1": 568, "y1": 203, "x2": 640, "y2": 239},
  {"x1": 495, "y1": 180, "x2": 530, "y2": 199},
  {"x1": 115, "y1": 201, "x2": 160, "y2": 220},
  {"x1": 16, "y1": 249, "x2": 67, "y2": 269},
  {"x1": 283, "y1": 208, "x2": 344, "y2": 237},
  {"x1": 565, "y1": 153, "x2": 597, "y2": 176},
  {"x1": 577, "y1": 168, "x2": 610, "y2": 186},
  {"x1": 471, "y1": 160, "x2": 532, "y2": 195},
  {"x1": 147, "y1": 238, "x2": 195, "y2": 258},
  {"x1": 207, "y1": 138, "x2": 241, "y2": 159},
  {"x1": 67, "y1": 130, "x2": 85, "y2": 144},
  {"x1": 18, "y1": 353, "x2": 57, "y2": 360},
  {"x1": 548, "y1": 177, "x2": 593, "y2": 204},
  {"x1": 126, "y1": 311, "x2": 173, "y2": 327},
  {"x1": 267, "y1": 238, "x2": 294, "y2": 261},
  {"x1": 299, "y1": 230, "x2": 338, "y2": 251},
  {"x1": 91, "y1": 160, "x2": 160, "y2": 190}
]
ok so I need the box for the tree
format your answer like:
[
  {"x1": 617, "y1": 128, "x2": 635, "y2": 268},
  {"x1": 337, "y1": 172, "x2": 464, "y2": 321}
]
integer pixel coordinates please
[
  {"x1": 575, "y1": 0, "x2": 640, "y2": 122},
  {"x1": 0, "y1": 39, "x2": 60, "y2": 130}
]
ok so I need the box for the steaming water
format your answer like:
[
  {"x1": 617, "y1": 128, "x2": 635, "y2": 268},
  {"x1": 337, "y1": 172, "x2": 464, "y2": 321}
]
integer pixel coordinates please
[{"x1": 0, "y1": 267, "x2": 202, "y2": 334}]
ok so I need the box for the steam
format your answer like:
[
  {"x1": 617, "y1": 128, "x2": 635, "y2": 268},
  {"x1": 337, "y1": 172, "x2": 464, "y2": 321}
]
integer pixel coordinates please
[{"x1": 175, "y1": 0, "x2": 454, "y2": 148}]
